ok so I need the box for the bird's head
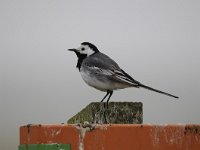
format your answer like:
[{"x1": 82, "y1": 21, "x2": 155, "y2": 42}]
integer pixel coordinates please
[{"x1": 68, "y1": 42, "x2": 99, "y2": 57}]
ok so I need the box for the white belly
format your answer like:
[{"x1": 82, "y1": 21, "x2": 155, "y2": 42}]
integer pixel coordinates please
[
  {"x1": 80, "y1": 70, "x2": 129, "y2": 91},
  {"x1": 80, "y1": 70, "x2": 112, "y2": 91}
]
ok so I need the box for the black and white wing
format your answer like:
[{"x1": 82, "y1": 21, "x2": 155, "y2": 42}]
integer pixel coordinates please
[{"x1": 83, "y1": 52, "x2": 140, "y2": 87}]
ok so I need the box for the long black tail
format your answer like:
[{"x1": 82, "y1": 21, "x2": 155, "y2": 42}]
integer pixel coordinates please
[{"x1": 139, "y1": 83, "x2": 179, "y2": 99}]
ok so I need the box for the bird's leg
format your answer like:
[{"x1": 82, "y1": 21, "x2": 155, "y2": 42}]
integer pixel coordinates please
[
  {"x1": 106, "y1": 91, "x2": 113, "y2": 109},
  {"x1": 100, "y1": 91, "x2": 110, "y2": 108},
  {"x1": 101, "y1": 91, "x2": 109, "y2": 102},
  {"x1": 99, "y1": 90, "x2": 113, "y2": 123}
]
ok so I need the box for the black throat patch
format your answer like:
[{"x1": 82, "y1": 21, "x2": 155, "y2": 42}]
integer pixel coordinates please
[{"x1": 74, "y1": 51, "x2": 87, "y2": 71}]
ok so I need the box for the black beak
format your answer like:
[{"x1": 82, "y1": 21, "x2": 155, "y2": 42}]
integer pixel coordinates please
[{"x1": 68, "y1": 48, "x2": 77, "y2": 52}]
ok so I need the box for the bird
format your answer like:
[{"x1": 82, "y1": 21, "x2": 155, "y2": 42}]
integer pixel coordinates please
[{"x1": 68, "y1": 42, "x2": 179, "y2": 108}]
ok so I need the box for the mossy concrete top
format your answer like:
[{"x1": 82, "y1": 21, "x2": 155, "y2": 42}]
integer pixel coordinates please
[{"x1": 67, "y1": 102, "x2": 143, "y2": 124}]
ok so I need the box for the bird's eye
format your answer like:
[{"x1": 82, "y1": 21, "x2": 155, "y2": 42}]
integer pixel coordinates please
[{"x1": 81, "y1": 47, "x2": 85, "y2": 51}]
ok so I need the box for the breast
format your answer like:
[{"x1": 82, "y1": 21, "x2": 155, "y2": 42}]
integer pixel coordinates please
[{"x1": 80, "y1": 70, "x2": 109, "y2": 91}]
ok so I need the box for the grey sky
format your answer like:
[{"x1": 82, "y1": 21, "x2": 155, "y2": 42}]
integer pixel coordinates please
[{"x1": 0, "y1": 0, "x2": 200, "y2": 149}]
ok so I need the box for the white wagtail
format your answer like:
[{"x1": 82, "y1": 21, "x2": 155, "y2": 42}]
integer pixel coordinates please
[{"x1": 68, "y1": 42, "x2": 179, "y2": 107}]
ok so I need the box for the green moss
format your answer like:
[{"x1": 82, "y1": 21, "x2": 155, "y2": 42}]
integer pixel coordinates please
[{"x1": 67, "y1": 102, "x2": 143, "y2": 124}]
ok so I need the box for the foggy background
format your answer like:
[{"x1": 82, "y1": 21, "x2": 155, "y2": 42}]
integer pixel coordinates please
[{"x1": 0, "y1": 0, "x2": 200, "y2": 149}]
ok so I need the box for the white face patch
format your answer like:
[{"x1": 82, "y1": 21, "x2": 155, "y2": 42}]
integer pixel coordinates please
[{"x1": 77, "y1": 45, "x2": 95, "y2": 56}]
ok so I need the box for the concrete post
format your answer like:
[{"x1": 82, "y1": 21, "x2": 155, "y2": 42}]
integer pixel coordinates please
[{"x1": 67, "y1": 102, "x2": 143, "y2": 124}]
